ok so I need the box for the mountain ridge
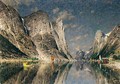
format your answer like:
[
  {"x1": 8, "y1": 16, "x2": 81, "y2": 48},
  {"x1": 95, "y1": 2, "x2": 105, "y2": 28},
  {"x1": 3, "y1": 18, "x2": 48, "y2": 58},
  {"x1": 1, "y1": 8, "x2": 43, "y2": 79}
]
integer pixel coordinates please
[
  {"x1": 92, "y1": 25, "x2": 120, "y2": 59},
  {"x1": 0, "y1": 1, "x2": 72, "y2": 60}
]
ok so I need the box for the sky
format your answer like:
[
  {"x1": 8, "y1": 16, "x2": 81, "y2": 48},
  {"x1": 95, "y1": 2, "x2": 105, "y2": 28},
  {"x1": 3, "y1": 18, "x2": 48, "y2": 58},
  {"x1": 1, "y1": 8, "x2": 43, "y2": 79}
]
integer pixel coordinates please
[{"x1": 2, "y1": 0, "x2": 120, "y2": 56}]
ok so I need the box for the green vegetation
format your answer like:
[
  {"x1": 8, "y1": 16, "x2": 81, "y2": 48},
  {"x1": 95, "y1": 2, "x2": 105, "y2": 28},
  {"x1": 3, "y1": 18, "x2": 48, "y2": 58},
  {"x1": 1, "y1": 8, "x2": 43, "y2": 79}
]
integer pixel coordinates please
[
  {"x1": 22, "y1": 57, "x2": 39, "y2": 61},
  {"x1": 90, "y1": 53, "x2": 98, "y2": 59}
]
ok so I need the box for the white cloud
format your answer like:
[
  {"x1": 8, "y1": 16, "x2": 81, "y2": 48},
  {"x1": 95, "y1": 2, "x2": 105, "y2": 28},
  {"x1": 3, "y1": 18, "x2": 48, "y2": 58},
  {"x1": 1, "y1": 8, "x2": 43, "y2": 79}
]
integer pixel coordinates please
[
  {"x1": 52, "y1": 7, "x2": 77, "y2": 31},
  {"x1": 53, "y1": 7, "x2": 60, "y2": 14},
  {"x1": 52, "y1": 7, "x2": 75, "y2": 22},
  {"x1": 57, "y1": 10, "x2": 75, "y2": 21}
]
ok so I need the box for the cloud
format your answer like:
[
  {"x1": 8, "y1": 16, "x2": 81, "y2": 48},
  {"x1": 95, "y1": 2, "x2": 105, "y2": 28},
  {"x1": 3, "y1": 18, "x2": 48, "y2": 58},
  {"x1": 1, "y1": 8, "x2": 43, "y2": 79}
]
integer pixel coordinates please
[
  {"x1": 31, "y1": 7, "x2": 39, "y2": 12},
  {"x1": 64, "y1": 24, "x2": 78, "y2": 29},
  {"x1": 69, "y1": 33, "x2": 88, "y2": 44},
  {"x1": 69, "y1": 36, "x2": 81, "y2": 42},
  {"x1": 83, "y1": 34, "x2": 88, "y2": 38},
  {"x1": 52, "y1": 7, "x2": 75, "y2": 22},
  {"x1": 1, "y1": 0, "x2": 34, "y2": 8},
  {"x1": 57, "y1": 10, "x2": 75, "y2": 21},
  {"x1": 74, "y1": 36, "x2": 81, "y2": 40},
  {"x1": 103, "y1": 0, "x2": 113, "y2": 4},
  {"x1": 91, "y1": 10, "x2": 95, "y2": 14},
  {"x1": 53, "y1": 7, "x2": 60, "y2": 14}
]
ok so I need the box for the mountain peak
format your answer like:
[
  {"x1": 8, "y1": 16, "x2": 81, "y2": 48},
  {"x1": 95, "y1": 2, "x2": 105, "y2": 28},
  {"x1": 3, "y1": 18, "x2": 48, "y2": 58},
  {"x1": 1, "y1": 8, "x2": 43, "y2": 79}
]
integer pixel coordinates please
[{"x1": 92, "y1": 25, "x2": 120, "y2": 59}]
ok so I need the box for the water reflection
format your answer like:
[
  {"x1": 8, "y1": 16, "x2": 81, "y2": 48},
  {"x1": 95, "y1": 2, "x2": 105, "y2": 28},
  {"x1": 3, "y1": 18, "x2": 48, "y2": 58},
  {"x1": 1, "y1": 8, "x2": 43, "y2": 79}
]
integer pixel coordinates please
[
  {"x1": 0, "y1": 61, "x2": 120, "y2": 84},
  {"x1": 91, "y1": 62, "x2": 120, "y2": 84},
  {"x1": 67, "y1": 61, "x2": 96, "y2": 84}
]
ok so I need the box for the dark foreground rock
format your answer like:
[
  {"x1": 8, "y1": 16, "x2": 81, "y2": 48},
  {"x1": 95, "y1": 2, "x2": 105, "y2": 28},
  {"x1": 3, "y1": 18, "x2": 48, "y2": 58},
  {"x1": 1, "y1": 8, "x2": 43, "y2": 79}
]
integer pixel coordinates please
[
  {"x1": 0, "y1": 1, "x2": 38, "y2": 58},
  {"x1": 0, "y1": 35, "x2": 27, "y2": 59}
]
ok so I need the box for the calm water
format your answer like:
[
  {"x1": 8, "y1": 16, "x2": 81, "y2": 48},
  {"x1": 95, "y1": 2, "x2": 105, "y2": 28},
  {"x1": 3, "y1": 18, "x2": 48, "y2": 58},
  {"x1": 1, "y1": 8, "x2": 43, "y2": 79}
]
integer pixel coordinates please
[{"x1": 0, "y1": 61, "x2": 120, "y2": 84}]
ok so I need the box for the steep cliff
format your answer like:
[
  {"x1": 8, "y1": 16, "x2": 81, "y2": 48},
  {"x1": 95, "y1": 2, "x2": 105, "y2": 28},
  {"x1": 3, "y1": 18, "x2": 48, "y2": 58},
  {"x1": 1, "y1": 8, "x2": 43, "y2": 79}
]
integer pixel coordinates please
[
  {"x1": 92, "y1": 26, "x2": 120, "y2": 59},
  {"x1": 24, "y1": 11, "x2": 72, "y2": 60},
  {"x1": 101, "y1": 26, "x2": 120, "y2": 56},
  {"x1": 0, "y1": 1, "x2": 38, "y2": 58},
  {"x1": 0, "y1": 1, "x2": 72, "y2": 60},
  {"x1": 51, "y1": 20, "x2": 73, "y2": 59},
  {"x1": 93, "y1": 30, "x2": 106, "y2": 55}
]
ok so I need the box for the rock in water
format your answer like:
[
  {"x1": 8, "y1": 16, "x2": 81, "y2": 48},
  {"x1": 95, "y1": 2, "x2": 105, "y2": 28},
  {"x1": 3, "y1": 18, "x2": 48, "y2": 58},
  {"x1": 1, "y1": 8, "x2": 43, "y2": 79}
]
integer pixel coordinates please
[{"x1": 0, "y1": 1, "x2": 38, "y2": 57}]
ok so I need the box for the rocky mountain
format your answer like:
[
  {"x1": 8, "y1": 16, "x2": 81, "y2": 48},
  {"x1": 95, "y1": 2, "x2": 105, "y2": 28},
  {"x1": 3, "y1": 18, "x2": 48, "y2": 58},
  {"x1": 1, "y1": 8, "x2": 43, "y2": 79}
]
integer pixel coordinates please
[
  {"x1": 92, "y1": 26, "x2": 120, "y2": 59},
  {"x1": 24, "y1": 11, "x2": 72, "y2": 60},
  {"x1": 24, "y1": 11, "x2": 57, "y2": 60},
  {"x1": 75, "y1": 49, "x2": 92, "y2": 60},
  {"x1": 51, "y1": 19, "x2": 73, "y2": 59},
  {"x1": 0, "y1": 1, "x2": 38, "y2": 58},
  {"x1": 102, "y1": 26, "x2": 120, "y2": 56},
  {"x1": 0, "y1": 1, "x2": 72, "y2": 60},
  {"x1": 92, "y1": 30, "x2": 107, "y2": 56},
  {"x1": 75, "y1": 50, "x2": 85, "y2": 60}
]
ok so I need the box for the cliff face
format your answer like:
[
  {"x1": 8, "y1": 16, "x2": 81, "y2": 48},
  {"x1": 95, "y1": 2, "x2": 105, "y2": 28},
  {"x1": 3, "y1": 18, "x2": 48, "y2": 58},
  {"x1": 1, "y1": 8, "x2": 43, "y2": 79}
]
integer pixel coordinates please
[
  {"x1": 102, "y1": 26, "x2": 120, "y2": 56},
  {"x1": 24, "y1": 11, "x2": 58, "y2": 60},
  {"x1": 0, "y1": 1, "x2": 72, "y2": 60},
  {"x1": 92, "y1": 26, "x2": 120, "y2": 59},
  {"x1": 24, "y1": 11, "x2": 72, "y2": 60},
  {"x1": 93, "y1": 30, "x2": 106, "y2": 55},
  {"x1": 51, "y1": 20, "x2": 72, "y2": 59},
  {"x1": 0, "y1": 1, "x2": 38, "y2": 58}
]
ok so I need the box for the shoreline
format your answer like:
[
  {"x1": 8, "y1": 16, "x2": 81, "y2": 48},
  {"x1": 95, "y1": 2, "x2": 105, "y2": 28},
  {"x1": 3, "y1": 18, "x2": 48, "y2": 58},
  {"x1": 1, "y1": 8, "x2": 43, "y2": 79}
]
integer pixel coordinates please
[{"x1": 103, "y1": 61, "x2": 120, "y2": 71}]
